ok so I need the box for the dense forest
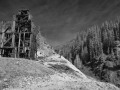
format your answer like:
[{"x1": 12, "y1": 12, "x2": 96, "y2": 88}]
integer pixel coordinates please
[{"x1": 56, "y1": 17, "x2": 120, "y2": 87}]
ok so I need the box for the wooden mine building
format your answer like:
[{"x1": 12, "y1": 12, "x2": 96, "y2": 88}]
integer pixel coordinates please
[{"x1": 0, "y1": 10, "x2": 37, "y2": 59}]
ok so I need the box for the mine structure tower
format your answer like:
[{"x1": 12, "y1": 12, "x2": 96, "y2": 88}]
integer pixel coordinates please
[{"x1": 0, "y1": 10, "x2": 36, "y2": 59}]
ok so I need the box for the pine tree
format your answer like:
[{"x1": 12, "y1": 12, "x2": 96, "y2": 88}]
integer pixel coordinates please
[{"x1": 74, "y1": 54, "x2": 82, "y2": 69}]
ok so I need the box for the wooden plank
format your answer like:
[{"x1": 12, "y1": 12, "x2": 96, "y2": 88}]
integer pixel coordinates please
[
  {"x1": 0, "y1": 32, "x2": 32, "y2": 34},
  {"x1": 0, "y1": 47, "x2": 14, "y2": 49},
  {"x1": 12, "y1": 21, "x2": 15, "y2": 47},
  {"x1": 29, "y1": 34, "x2": 32, "y2": 59},
  {"x1": 3, "y1": 36, "x2": 12, "y2": 46},
  {"x1": 14, "y1": 47, "x2": 17, "y2": 58},
  {"x1": 1, "y1": 23, "x2": 5, "y2": 47},
  {"x1": 4, "y1": 26, "x2": 11, "y2": 33},
  {"x1": 18, "y1": 31, "x2": 21, "y2": 58},
  {"x1": 23, "y1": 32, "x2": 25, "y2": 53},
  {"x1": 12, "y1": 20, "x2": 16, "y2": 58}
]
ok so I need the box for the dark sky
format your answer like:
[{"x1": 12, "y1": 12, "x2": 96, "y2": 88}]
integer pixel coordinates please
[{"x1": 0, "y1": 0, "x2": 120, "y2": 46}]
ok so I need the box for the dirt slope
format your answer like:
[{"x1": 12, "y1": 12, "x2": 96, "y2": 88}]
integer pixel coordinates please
[{"x1": 0, "y1": 55, "x2": 119, "y2": 90}]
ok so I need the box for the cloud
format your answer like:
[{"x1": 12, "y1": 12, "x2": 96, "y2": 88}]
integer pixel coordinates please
[{"x1": 0, "y1": 0, "x2": 120, "y2": 46}]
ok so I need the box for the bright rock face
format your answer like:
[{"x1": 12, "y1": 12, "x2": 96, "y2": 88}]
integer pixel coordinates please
[{"x1": 36, "y1": 31, "x2": 55, "y2": 58}]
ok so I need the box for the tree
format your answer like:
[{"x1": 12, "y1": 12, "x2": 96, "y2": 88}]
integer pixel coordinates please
[{"x1": 74, "y1": 54, "x2": 82, "y2": 69}]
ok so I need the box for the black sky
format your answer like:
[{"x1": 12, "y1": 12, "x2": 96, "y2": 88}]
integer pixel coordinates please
[{"x1": 0, "y1": 0, "x2": 120, "y2": 46}]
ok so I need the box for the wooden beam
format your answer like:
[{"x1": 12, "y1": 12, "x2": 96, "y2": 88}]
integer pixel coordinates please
[
  {"x1": 1, "y1": 23, "x2": 5, "y2": 48},
  {"x1": 12, "y1": 20, "x2": 16, "y2": 58},
  {"x1": 0, "y1": 47, "x2": 14, "y2": 49},
  {"x1": 4, "y1": 26, "x2": 11, "y2": 33},
  {"x1": 12, "y1": 20, "x2": 15, "y2": 47},
  {"x1": 18, "y1": 31, "x2": 21, "y2": 58},
  {"x1": 3, "y1": 36, "x2": 12, "y2": 46},
  {"x1": 29, "y1": 34, "x2": 32, "y2": 59},
  {"x1": 0, "y1": 32, "x2": 32, "y2": 34},
  {"x1": 23, "y1": 32, "x2": 25, "y2": 53}
]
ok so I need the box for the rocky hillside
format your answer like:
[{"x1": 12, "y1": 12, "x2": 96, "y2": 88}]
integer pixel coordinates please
[
  {"x1": 56, "y1": 17, "x2": 120, "y2": 88},
  {"x1": 0, "y1": 54, "x2": 119, "y2": 90},
  {"x1": 36, "y1": 30, "x2": 55, "y2": 58}
]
